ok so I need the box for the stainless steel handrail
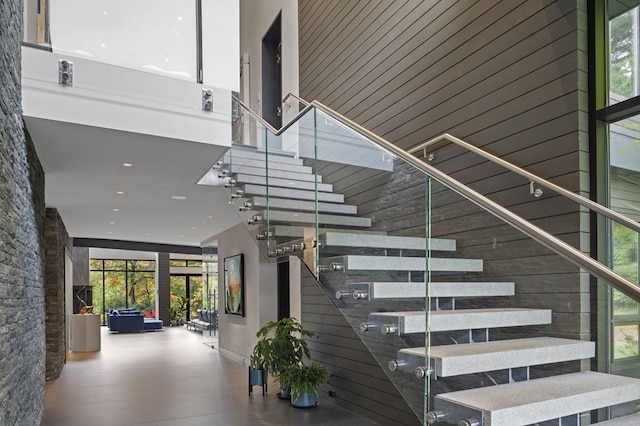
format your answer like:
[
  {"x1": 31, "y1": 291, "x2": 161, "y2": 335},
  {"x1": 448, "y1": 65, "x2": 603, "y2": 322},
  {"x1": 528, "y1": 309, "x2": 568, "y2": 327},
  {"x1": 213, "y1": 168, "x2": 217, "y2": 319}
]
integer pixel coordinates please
[
  {"x1": 408, "y1": 133, "x2": 640, "y2": 234},
  {"x1": 235, "y1": 94, "x2": 640, "y2": 302},
  {"x1": 234, "y1": 96, "x2": 314, "y2": 136},
  {"x1": 282, "y1": 93, "x2": 310, "y2": 107}
]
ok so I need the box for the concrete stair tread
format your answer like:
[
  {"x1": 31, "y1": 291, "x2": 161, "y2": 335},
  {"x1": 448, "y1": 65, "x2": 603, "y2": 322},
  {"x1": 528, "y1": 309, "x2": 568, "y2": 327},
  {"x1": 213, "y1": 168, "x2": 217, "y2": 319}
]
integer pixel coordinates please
[
  {"x1": 222, "y1": 156, "x2": 311, "y2": 173},
  {"x1": 229, "y1": 166, "x2": 322, "y2": 182},
  {"x1": 325, "y1": 255, "x2": 483, "y2": 272},
  {"x1": 597, "y1": 412, "x2": 640, "y2": 425},
  {"x1": 267, "y1": 210, "x2": 372, "y2": 228},
  {"x1": 228, "y1": 145, "x2": 302, "y2": 165},
  {"x1": 400, "y1": 337, "x2": 594, "y2": 377},
  {"x1": 239, "y1": 184, "x2": 344, "y2": 203},
  {"x1": 249, "y1": 196, "x2": 358, "y2": 215},
  {"x1": 266, "y1": 225, "x2": 385, "y2": 239},
  {"x1": 320, "y1": 231, "x2": 456, "y2": 251},
  {"x1": 435, "y1": 371, "x2": 640, "y2": 425},
  {"x1": 362, "y1": 281, "x2": 515, "y2": 299},
  {"x1": 368, "y1": 308, "x2": 552, "y2": 334},
  {"x1": 233, "y1": 174, "x2": 333, "y2": 192}
]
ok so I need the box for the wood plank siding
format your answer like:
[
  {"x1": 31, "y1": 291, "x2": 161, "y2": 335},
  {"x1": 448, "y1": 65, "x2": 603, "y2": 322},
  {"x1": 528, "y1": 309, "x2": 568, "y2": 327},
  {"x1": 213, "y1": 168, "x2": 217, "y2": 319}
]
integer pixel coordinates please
[{"x1": 299, "y1": 1, "x2": 588, "y2": 424}]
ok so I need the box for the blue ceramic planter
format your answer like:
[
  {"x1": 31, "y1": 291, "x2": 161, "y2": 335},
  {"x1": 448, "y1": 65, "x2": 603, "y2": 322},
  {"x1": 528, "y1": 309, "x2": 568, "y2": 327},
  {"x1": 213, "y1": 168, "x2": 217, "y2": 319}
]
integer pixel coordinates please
[
  {"x1": 291, "y1": 391, "x2": 318, "y2": 408},
  {"x1": 249, "y1": 369, "x2": 266, "y2": 386}
]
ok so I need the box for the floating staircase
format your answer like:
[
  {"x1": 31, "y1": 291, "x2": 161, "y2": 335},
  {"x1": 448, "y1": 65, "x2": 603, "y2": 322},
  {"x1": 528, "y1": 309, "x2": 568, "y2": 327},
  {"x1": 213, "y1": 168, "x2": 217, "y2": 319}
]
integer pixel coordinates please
[{"x1": 219, "y1": 143, "x2": 640, "y2": 425}]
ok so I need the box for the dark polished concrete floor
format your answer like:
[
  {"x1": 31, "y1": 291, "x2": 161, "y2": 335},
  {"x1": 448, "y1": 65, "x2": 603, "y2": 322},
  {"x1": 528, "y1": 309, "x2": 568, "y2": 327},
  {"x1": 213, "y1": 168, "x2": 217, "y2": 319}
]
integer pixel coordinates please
[{"x1": 41, "y1": 326, "x2": 379, "y2": 426}]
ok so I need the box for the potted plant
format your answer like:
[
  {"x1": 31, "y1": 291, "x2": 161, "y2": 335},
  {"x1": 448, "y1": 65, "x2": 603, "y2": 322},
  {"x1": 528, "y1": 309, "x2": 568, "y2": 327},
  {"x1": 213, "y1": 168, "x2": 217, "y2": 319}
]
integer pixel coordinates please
[
  {"x1": 169, "y1": 295, "x2": 188, "y2": 326},
  {"x1": 256, "y1": 317, "x2": 313, "y2": 399},
  {"x1": 281, "y1": 363, "x2": 330, "y2": 408},
  {"x1": 248, "y1": 338, "x2": 270, "y2": 395}
]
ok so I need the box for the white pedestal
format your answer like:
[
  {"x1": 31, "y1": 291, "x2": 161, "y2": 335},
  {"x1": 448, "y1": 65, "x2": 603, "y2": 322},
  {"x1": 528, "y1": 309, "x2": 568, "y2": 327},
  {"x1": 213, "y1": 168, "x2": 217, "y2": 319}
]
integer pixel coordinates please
[{"x1": 71, "y1": 314, "x2": 101, "y2": 352}]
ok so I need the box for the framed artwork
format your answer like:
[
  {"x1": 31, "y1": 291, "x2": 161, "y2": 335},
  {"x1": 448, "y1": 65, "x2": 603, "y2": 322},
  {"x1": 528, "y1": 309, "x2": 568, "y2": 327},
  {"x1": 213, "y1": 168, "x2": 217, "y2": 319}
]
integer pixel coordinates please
[{"x1": 224, "y1": 253, "x2": 244, "y2": 316}]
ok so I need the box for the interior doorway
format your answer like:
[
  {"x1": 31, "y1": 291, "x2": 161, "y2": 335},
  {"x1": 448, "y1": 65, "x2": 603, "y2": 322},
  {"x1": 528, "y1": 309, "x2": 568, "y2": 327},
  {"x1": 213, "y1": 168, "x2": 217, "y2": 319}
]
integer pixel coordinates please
[
  {"x1": 277, "y1": 259, "x2": 290, "y2": 319},
  {"x1": 262, "y1": 13, "x2": 282, "y2": 130}
]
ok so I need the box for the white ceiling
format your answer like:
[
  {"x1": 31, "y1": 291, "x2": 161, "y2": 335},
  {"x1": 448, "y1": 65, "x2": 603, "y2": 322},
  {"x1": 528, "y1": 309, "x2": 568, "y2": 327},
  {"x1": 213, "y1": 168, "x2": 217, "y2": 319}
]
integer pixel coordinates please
[{"x1": 25, "y1": 117, "x2": 242, "y2": 248}]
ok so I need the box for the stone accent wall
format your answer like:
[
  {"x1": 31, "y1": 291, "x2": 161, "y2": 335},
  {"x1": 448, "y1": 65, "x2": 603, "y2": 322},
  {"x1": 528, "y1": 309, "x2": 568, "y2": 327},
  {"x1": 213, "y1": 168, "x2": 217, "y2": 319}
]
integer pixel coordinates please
[
  {"x1": 0, "y1": 0, "x2": 48, "y2": 422},
  {"x1": 72, "y1": 246, "x2": 89, "y2": 287},
  {"x1": 44, "y1": 208, "x2": 70, "y2": 380}
]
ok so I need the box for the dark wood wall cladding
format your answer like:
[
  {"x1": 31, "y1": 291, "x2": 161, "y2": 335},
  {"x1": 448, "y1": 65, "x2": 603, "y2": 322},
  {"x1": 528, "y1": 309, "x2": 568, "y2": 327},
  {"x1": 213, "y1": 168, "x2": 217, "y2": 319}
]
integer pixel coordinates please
[
  {"x1": 299, "y1": 0, "x2": 587, "y2": 193},
  {"x1": 299, "y1": 1, "x2": 588, "y2": 422},
  {"x1": 299, "y1": 265, "x2": 421, "y2": 426}
]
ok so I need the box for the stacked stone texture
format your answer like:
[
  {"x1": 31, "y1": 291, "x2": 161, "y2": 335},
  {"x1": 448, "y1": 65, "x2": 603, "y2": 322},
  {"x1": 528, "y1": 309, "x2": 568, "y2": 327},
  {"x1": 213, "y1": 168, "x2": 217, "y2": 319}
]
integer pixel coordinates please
[
  {"x1": 45, "y1": 208, "x2": 70, "y2": 380},
  {"x1": 0, "y1": 0, "x2": 47, "y2": 424}
]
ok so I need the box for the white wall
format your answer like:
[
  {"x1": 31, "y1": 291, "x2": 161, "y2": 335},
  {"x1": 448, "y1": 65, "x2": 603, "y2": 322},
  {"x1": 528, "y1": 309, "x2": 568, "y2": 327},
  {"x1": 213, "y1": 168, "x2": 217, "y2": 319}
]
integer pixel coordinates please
[
  {"x1": 289, "y1": 256, "x2": 301, "y2": 321},
  {"x1": 239, "y1": 0, "x2": 298, "y2": 118},
  {"x1": 215, "y1": 223, "x2": 277, "y2": 363}
]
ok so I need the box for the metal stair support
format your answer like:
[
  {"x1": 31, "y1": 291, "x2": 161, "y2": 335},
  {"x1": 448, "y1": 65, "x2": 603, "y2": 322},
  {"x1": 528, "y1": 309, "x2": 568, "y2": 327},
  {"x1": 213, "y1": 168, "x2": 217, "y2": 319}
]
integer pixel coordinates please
[{"x1": 596, "y1": 412, "x2": 640, "y2": 425}]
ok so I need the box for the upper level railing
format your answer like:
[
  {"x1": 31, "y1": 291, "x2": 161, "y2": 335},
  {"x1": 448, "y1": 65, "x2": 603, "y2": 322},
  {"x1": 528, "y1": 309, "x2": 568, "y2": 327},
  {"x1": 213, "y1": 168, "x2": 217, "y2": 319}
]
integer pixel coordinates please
[
  {"x1": 23, "y1": 0, "x2": 238, "y2": 87},
  {"x1": 235, "y1": 94, "x2": 640, "y2": 303}
]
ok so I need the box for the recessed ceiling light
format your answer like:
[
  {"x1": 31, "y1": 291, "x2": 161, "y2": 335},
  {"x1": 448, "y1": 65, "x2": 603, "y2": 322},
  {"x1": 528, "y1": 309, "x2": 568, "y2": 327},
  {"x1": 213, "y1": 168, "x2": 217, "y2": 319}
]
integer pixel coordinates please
[
  {"x1": 116, "y1": 191, "x2": 124, "y2": 195},
  {"x1": 191, "y1": 226, "x2": 197, "y2": 230},
  {"x1": 208, "y1": 215, "x2": 213, "y2": 219},
  {"x1": 123, "y1": 162, "x2": 132, "y2": 167},
  {"x1": 113, "y1": 208, "x2": 119, "y2": 212},
  {"x1": 171, "y1": 195, "x2": 187, "y2": 200},
  {"x1": 108, "y1": 231, "x2": 112, "y2": 234},
  {"x1": 109, "y1": 221, "x2": 115, "y2": 225}
]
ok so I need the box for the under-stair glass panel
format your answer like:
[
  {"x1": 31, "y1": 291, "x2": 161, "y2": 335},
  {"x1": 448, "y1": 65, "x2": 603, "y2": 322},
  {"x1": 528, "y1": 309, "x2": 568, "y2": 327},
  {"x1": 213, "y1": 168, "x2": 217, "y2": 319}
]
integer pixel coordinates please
[{"x1": 230, "y1": 99, "x2": 640, "y2": 425}]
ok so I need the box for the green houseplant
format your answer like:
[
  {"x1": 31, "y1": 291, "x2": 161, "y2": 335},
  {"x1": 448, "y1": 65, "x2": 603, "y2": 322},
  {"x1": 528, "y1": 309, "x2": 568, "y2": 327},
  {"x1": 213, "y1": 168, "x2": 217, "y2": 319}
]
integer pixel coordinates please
[
  {"x1": 248, "y1": 337, "x2": 270, "y2": 395},
  {"x1": 281, "y1": 363, "x2": 330, "y2": 408},
  {"x1": 169, "y1": 295, "x2": 187, "y2": 326},
  {"x1": 252, "y1": 317, "x2": 313, "y2": 398}
]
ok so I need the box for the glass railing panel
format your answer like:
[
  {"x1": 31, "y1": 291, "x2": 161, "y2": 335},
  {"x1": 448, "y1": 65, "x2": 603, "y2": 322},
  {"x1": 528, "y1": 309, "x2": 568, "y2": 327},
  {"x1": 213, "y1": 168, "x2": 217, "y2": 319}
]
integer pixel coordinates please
[
  {"x1": 24, "y1": 0, "x2": 198, "y2": 82},
  {"x1": 312, "y1": 146, "x2": 431, "y2": 422},
  {"x1": 261, "y1": 108, "x2": 318, "y2": 263}
]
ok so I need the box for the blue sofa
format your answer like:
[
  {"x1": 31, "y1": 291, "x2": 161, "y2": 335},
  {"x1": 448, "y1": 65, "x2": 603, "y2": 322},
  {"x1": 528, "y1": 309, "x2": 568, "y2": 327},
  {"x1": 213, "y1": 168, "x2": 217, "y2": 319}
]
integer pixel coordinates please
[{"x1": 108, "y1": 309, "x2": 163, "y2": 332}]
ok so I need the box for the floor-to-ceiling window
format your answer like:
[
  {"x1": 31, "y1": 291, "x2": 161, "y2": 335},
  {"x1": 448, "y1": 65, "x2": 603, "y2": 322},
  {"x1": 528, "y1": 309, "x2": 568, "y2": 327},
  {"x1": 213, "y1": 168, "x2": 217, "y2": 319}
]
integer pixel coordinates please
[
  {"x1": 169, "y1": 259, "x2": 204, "y2": 322},
  {"x1": 90, "y1": 259, "x2": 156, "y2": 325},
  {"x1": 593, "y1": 0, "x2": 640, "y2": 377}
]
